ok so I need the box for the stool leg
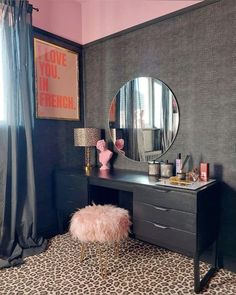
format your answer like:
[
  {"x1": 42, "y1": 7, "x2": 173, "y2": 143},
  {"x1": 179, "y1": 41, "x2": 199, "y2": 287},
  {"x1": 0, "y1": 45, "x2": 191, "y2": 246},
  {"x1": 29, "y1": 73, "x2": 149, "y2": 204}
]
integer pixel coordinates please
[
  {"x1": 98, "y1": 244, "x2": 104, "y2": 277},
  {"x1": 95, "y1": 242, "x2": 99, "y2": 263},
  {"x1": 96, "y1": 243, "x2": 103, "y2": 275},
  {"x1": 103, "y1": 246, "x2": 108, "y2": 278},
  {"x1": 96, "y1": 243, "x2": 108, "y2": 278},
  {"x1": 114, "y1": 242, "x2": 120, "y2": 259},
  {"x1": 80, "y1": 243, "x2": 86, "y2": 262}
]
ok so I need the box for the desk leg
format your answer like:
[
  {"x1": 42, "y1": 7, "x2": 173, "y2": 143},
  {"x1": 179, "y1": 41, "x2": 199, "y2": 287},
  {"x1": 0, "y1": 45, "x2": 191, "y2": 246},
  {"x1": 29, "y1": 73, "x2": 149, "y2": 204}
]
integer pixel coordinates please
[
  {"x1": 57, "y1": 210, "x2": 67, "y2": 234},
  {"x1": 194, "y1": 254, "x2": 200, "y2": 293},
  {"x1": 194, "y1": 242, "x2": 218, "y2": 293}
]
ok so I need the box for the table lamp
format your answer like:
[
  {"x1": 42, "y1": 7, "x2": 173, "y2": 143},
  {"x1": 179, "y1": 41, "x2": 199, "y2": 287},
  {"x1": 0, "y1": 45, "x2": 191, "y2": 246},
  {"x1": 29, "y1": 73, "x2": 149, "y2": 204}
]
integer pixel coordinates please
[{"x1": 74, "y1": 128, "x2": 100, "y2": 172}]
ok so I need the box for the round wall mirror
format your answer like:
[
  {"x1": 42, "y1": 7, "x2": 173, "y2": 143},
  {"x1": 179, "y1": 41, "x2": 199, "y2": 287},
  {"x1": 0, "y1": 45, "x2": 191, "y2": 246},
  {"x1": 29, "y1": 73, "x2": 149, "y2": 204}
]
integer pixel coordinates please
[{"x1": 108, "y1": 77, "x2": 179, "y2": 162}]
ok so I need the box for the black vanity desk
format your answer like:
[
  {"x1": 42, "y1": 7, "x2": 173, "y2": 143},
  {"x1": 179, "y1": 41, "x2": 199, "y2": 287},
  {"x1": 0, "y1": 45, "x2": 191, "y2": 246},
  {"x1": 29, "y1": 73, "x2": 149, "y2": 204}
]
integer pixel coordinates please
[{"x1": 54, "y1": 167, "x2": 220, "y2": 293}]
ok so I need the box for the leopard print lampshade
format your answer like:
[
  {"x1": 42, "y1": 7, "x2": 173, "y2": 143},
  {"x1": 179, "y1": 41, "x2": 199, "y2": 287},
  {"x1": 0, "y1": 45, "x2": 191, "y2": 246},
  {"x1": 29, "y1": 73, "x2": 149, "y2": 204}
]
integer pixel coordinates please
[
  {"x1": 74, "y1": 128, "x2": 100, "y2": 147},
  {"x1": 74, "y1": 128, "x2": 101, "y2": 172}
]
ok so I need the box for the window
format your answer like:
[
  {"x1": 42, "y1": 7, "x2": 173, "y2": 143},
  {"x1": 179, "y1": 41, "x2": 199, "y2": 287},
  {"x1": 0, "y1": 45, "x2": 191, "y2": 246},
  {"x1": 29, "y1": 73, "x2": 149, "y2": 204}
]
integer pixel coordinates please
[
  {"x1": 0, "y1": 26, "x2": 6, "y2": 122},
  {"x1": 153, "y1": 80, "x2": 162, "y2": 129}
]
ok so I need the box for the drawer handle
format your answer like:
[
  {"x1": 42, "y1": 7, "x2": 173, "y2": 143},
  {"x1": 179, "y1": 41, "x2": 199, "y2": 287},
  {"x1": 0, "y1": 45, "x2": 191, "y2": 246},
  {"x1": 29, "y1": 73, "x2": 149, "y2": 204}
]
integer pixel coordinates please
[
  {"x1": 155, "y1": 188, "x2": 170, "y2": 193},
  {"x1": 153, "y1": 205, "x2": 169, "y2": 212},
  {"x1": 153, "y1": 223, "x2": 168, "y2": 229}
]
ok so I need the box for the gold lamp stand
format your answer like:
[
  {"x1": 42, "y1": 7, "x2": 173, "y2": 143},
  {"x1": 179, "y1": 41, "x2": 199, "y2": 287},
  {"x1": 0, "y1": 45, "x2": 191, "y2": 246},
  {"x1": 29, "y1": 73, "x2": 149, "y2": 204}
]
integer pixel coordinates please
[
  {"x1": 85, "y1": 146, "x2": 92, "y2": 173},
  {"x1": 74, "y1": 128, "x2": 101, "y2": 173}
]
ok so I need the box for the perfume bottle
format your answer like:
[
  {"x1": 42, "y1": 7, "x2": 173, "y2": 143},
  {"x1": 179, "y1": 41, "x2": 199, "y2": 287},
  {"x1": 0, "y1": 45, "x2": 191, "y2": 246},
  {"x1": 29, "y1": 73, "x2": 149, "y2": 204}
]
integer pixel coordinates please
[
  {"x1": 200, "y1": 163, "x2": 209, "y2": 181},
  {"x1": 176, "y1": 153, "x2": 182, "y2": 175}
]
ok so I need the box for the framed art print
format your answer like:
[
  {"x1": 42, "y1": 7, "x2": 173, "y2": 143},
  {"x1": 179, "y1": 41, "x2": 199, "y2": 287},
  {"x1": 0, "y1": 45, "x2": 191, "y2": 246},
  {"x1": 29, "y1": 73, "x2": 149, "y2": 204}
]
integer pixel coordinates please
[{"x1": 34, "y1": 37, "x2": 80, "y2": 120}]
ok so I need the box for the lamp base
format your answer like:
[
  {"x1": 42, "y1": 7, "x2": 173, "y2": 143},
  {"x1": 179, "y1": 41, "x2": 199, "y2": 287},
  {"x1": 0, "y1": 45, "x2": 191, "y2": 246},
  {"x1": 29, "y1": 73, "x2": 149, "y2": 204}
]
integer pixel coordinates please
[
  {"x1": 84, "y1": 147, "x2": 93, "y2": 174},
  {"x1": 85, "y1": 163, "x2": 92, "y2": 174}
]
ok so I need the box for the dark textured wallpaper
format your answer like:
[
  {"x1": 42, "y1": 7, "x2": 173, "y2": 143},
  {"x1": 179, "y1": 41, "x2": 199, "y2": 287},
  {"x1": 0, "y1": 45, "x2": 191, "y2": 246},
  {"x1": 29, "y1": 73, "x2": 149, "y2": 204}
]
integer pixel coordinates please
[
  {"x1": 34, "y1": 119, "x2": 83, "y2": 237},
  {"x1": 84, "y1": 0, "x2": 236, "y2": 271},
  {"x1": 33, "y1": 29, "x2": 84, "y2": 237}
]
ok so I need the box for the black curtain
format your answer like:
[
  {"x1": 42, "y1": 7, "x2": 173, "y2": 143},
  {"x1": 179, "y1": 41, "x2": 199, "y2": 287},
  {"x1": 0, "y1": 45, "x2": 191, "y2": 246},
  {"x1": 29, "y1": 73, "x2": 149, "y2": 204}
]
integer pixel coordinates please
[
  {"x1": 118, "y1": 80, "x2": 144, "y2": 161},
  {"x1": 0, "y1": 0, "x2": 47, "y2": 268}
]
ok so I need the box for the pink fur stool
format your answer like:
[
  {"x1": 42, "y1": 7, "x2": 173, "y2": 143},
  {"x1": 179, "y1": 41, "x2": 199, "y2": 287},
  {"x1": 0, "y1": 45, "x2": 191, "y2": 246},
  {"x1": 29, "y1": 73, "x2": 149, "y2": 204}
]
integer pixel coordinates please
[{"x1": 69, "y1": 204, "x2": 131, "y2": 277}]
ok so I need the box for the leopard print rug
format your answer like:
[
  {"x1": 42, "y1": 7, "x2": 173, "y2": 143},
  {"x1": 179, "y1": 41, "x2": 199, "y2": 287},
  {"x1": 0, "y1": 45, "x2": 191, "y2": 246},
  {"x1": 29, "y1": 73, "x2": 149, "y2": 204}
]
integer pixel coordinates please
[{"x1": 0, "y1": 233, "x2": 236, "y2": 295}]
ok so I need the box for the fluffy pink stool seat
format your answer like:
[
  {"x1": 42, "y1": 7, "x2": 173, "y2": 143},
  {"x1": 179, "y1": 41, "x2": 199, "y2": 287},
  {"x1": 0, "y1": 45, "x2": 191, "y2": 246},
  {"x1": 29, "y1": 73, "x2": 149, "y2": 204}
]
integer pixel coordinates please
[{"x1": 70, "y1": 204, "x2": 131, "y2": 243}]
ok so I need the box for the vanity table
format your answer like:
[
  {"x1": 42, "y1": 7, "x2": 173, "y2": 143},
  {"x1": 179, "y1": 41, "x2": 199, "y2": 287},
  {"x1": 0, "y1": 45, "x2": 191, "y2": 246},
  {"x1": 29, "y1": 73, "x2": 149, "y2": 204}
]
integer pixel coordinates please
[{"x1": 54, "y1": 167, "x2": 220, "y2": 293}]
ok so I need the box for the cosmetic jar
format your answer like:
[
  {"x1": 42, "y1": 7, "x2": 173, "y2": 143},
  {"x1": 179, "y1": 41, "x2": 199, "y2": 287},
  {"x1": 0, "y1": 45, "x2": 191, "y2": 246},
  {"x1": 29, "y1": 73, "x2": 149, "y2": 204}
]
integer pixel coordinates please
[
  {"x1": 148, "y1": 161, "x2": 160, "y2": 176},
  {"x1": 177, "y1": 172, "x2": 186, "y2": 180},
  {"x1": 160, "y1": 162, "x2": 173, "y2": 178}
]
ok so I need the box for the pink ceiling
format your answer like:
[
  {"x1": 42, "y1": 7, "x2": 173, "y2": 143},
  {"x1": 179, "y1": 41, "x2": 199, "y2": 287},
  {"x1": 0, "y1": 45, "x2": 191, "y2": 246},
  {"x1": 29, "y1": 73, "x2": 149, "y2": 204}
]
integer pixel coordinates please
[
  {"x1": 31, "y1": 0, "x2": 202, "y2": 45},
  {"x1": 31, "y1": 0, "x2": 83, "y2": 43}
]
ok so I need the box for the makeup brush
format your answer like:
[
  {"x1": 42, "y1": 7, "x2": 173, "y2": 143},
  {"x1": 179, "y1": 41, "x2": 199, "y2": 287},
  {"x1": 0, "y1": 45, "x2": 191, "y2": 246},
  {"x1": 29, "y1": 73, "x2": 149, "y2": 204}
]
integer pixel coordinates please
[{"x1": 177, "y1": 155, "x2": 190, "y2": 180}]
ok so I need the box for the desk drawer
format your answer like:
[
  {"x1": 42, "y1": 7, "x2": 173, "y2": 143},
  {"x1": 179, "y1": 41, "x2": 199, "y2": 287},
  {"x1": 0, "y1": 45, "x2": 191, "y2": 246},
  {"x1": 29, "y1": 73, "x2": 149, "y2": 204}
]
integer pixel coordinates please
[
  {"x1": 133, "y1": 218, "x2": 196, "y2": 255},
  {"x1": 55, "y1": 173, "x2": 88, "y2": 209},
  {"x1": 134, "y1": 186, "x2": 196, "y2": 213},
  {"x1": 133, "y1": 201, "x2": 196, "y2": 233}
]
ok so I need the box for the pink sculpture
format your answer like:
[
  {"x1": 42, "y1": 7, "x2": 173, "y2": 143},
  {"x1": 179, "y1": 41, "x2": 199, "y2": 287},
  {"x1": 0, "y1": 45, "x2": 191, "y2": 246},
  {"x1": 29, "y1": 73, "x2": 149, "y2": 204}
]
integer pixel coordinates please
[
  {"x1": 115, "y1": 138, "x2": 125, "y2": 155},
  {"x1": 96, "y1": 139, "x2": 113, "y2": 170}
]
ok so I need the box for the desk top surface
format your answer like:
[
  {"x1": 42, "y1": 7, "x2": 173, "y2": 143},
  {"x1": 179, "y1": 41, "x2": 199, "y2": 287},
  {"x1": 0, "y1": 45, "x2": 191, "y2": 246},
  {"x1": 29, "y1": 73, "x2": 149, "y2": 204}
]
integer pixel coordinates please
[{"x1": 57, "y1": 167, "x2": 216, "y2": 192}]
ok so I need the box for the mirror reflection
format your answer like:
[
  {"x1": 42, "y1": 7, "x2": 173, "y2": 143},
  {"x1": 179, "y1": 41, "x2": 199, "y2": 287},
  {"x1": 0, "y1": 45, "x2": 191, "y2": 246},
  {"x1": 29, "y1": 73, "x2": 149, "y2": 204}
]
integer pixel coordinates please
[{"x1": 109, "y1": 77, "x2": 179, "y2": 162}]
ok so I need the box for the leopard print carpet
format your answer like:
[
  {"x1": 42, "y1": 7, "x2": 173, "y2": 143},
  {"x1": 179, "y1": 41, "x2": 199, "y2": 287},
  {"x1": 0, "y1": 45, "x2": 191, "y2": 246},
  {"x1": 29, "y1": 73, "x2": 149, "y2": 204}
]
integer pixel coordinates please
[{"x1": 0, "y1": 233, "x2": 236, "y2": 295}]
